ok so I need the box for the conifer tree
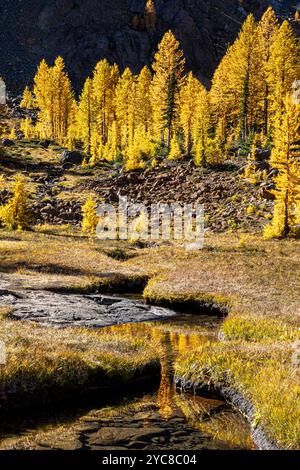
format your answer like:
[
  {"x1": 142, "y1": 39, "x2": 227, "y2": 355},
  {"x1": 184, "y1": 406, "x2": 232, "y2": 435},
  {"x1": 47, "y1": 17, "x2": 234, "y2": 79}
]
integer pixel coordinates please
[
  {"x1": 210, "y1": 50, "x2": 235, "y2": 157},
  {"x1": 51, "y1": 57, "x2": 75, "y2": 144},
  {"x1": 20, "y1": 86, "x2": 34, "y2": 110},
  {"x1": 114, "y1": 68, "x2": 135, "y2": 151},
  {"x1": 264, "y1": 96, "x2": 300, "y2": 238},
  {"x1": 81, "y1": 195, "x2": 98, "y2": 234},
  {"x1": 151, "y1": 30, "x2": 185, "y2": 150},
  {"x1": 267, "y1": 21, "x2": 299, "y2": 130},
  {"x1": 20, "y1": 117, "x2": 34, "y2": 139},
  {"x1": 192, "y1": 89, "x2": 214, "y2": 166},
  {"x1": 227, "y1": 14, "x2": 258, "y2": 139},
  {"x1": 135, "y1": 66, "x2": 153, "y2": 133},
  {"x1": 93, "y1": 59, "x2": 115, "y2": 145},
  {"x1": 102, "y1": 121, "x2": 119, "y2": 162},
  {"x1": 124, "y1": 124, "x2": 154, "y2": 170},
  {"x1": 0, "y1": 174, "x2": 31, "y2": 230},
  {"x1": 77, "y1": 78, "x2": 96, "y2": 154},
  {"x1": 244, "y1": 134, "x2": 260, "y2": 184},
  {"x1": 33, "y1": 59, "x2": 52, "y2": 139},
  {"x1": 255, "y1": 7, "x2": 279, "y2": 135},
  {"x1": 168, "y1": 133, "x2": 182, "y2": 160},
  {"x1": 9, "y1": 126, "x2": 16, "y2": 140},
  {"x1": 180, "y1": 72, "x2": 203, "y2": 156},
  {"x1": 33, "y1": 57, "x2": 75, "y2": 144}
]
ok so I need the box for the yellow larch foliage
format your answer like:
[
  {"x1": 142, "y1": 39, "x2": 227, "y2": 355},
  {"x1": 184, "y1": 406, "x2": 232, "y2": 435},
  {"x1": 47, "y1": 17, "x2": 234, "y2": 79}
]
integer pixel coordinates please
[
  {"x1": 129, "y1": 210, "x2": 149, "y2": 244},
  {"x1": 115, "y1": 68, "x2": 135, "y2": 151},
  {"x1": 81, "y1": 195, "x2": 98, "y2": 235},
  {"x1": 20, "y1": 86, "x2": 34, "y2": 110},
  {"x1": 226, "y1": 14, "x2": 259, "y2": 139},
  {"x1": 8, "y1": 126, "x2": 16, "y2": 140},
  {"x1": 0, "y1": 174, "x2": 31, "y2": 230},
  {"x1": 124, "y1": 124, "x2": 154, "y2": 170},
  {"x1": 210, "y1": 51, "x2": 235, "y2": 158},
  {"x1": 151, "y1": 30, "x2": 185, "y2": 149},
  {"x1": 93, "y1": 59, "x2": 118, "y2": 147},
  {"x1": 20, "y1": 117, "x2": 34, "y2": 139},
  {"x1": 255, "y1": 7, "x2": 279, "y2": 135},
  {"x1": 52, "y1": 57, "x2": 76, "y2": 145},
  {"x1": 192, "y1": 88, "x2": 214, "y2": 166},
  {"x1": 267, "y1": 21, "x2": 299, "y2": 130},
  {"x1": 180, "y1": 72, "x2": 203, "y2": 156},
  {"x1": 102, "y1": 121, "x2": 119, "y2": 162},
  {"x1": 76, "y1": 78, "x2": 96, "y2": 154},
  {"x1": 264, "y1": 96, "x2": 300, "y2": 239},
  {"x1": 33, "y1": 57, "x2": 75, "y2": 145},
  {"x1": 168, "y1": 133, "x2": 182, "y2": 160},
  {"x1": 244, "y1": 134, "x2": 261, "y2": 184},
  {"x1": 135, "y1": 66, "x2": 153, "y2": 133}
]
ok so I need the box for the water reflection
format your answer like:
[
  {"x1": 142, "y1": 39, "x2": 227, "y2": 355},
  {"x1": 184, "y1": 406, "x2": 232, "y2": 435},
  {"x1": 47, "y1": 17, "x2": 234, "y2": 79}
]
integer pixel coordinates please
[
  {"x1": 0, "y1": 315, "x2": 254, "y2": 450},
  {"x1": 101, "y1": 315, "x2": 219, "y2": 422}
]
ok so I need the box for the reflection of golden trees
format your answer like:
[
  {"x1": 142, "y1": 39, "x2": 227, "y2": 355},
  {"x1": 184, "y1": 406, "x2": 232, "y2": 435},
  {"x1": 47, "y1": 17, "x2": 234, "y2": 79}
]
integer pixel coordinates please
[
  {"x1": 153, "y1": 330, "x2": 175, "y2": 420},
  {"x1": 151, "y1": 328, "x2": 206, "y2": 420},
  {"x1": 101, "y1": 321, "x2": 214, "y2": 421}
]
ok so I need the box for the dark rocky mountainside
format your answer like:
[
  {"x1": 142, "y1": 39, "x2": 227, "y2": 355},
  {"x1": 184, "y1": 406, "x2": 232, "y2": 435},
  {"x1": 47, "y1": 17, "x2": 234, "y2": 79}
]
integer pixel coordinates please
[{"x1": 0, "y1": 0, "x2": 287, "y2": 92}]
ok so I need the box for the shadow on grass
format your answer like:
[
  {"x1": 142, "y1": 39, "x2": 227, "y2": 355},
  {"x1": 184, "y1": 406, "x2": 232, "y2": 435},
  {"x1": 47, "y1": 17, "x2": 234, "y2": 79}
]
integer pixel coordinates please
[{"x1": 0, "y1": 375, "x2": 159, "y2": 442}]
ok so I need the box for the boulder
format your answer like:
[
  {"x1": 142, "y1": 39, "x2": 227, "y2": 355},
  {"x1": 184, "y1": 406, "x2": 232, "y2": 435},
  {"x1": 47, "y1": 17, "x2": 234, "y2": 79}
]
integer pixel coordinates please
[
  {"x1": 255, "y1": 148, "x2": 271, "y2": 162},
  {"x1": 1, "y1": 139, "x2": 15, "y2": 147},
  {"x1": 60, "y1": 150, "x2": 85, "y2": 167}
]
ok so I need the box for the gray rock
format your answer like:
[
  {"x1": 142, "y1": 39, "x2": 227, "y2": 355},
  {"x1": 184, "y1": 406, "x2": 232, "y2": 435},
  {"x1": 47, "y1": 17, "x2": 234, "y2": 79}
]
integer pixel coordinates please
[{"x1": 3, "y1": 291, "x2": 176, "y2": 328}]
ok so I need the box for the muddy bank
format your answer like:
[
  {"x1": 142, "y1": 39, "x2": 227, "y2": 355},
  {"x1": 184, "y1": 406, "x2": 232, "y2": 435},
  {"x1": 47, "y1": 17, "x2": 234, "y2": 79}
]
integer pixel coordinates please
[{"x1": 175, "y1": 376, "x2": 280, "y2": 450}]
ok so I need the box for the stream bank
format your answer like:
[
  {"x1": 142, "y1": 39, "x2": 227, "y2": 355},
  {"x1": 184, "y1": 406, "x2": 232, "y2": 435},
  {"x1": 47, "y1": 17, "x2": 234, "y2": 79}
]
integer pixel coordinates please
[{"x1": 0, "y1": 296, "x2": 254, "y2": 450}]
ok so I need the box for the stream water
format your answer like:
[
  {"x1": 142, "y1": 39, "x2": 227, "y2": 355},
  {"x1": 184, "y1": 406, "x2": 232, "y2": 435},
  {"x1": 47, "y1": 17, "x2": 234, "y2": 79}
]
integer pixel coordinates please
[{"x1": 0, "y1": 306, "x2": 254, "y2": 450}]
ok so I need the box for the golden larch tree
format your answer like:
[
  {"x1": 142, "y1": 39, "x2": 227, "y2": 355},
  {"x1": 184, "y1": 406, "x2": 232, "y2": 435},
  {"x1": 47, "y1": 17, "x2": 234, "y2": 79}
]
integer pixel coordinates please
[
  {"x1": 151, "y1": 30, "x2": 185, "y2": 150},
  {"x1": 114, "y1": 68, "x2": 135, "y2": 151},
  {"x1": 77, "y1": 77, "x2": 96, "y2": 154},
  {"x1": 0, "y1": 174, "x2": 31, "y2": 230},
  {"x1": 255, "y1": 7, "x2": 279, "y2": 135},
  {"x1": 192, "y1": 88, "x2": 213, "y2": 166},
  {"x1": 135, "y1": 66, "x2": 153, "y2": 133},
  {"x1": 180, "y1": 72, "x2": 204, "y2": 156},
  {"x1": 226, "y1": 14, "x2": 258, "y2": 139},
  {"x1": 264, "y1": 96, "x2": 300, "y2": 239},
  {"x1": 81, "y1": 195, "x2": 98, "y2": 234},
  {"x1": 267, "y1": 20, "x2": 299, "y2": 130}
]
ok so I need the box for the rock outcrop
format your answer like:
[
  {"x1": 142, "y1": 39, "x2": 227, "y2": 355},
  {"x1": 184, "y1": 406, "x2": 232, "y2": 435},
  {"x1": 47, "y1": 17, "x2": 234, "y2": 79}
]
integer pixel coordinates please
[
  {"x1": 0, "y1": 0, "x2": 275, "y2": 92},
  {"x1": 0, "y1": 290, "x2": 176, "y2": 328}
]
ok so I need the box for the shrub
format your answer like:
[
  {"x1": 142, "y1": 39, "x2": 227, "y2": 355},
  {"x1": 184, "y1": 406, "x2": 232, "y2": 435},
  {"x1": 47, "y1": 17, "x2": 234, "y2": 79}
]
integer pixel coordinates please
[
  {"x1": 0, "y1": 174, "x2": 31, "y2": 230},
  {"x1": 81, "y1": 195, "x2": 98, "y2": 234}
]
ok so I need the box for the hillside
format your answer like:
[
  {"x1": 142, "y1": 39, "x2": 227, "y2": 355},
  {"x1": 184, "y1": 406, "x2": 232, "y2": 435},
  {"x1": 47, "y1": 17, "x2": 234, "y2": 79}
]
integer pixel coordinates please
[{"x1": 0, "y1": 0, "x2": 274, "y2": 92}]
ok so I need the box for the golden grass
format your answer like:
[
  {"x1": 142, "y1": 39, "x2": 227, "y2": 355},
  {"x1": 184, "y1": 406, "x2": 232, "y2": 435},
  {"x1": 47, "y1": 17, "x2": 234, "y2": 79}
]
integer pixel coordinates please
[
  {"x1": 175, "y1": 343, "x2": 300, "y2": 448},
  {"x1": 0, "y1": 228, "x2": 299, "y2": 447},
  {"x1": 0, "y1": 314, "x2": 159, "y2": 411}
]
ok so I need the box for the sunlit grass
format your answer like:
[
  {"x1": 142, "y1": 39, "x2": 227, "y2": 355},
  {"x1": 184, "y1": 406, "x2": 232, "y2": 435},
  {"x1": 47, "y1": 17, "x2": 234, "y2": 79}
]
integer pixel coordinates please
[
  {"x1": 0, "y1": 228, "x2": 299, "y2": 447},
  {"x1": 175, "y1": 343, "x2": 300, "y2": 449},
  {"x1": 0, "y1": 317, "x2": 159, "y2": 411}
]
